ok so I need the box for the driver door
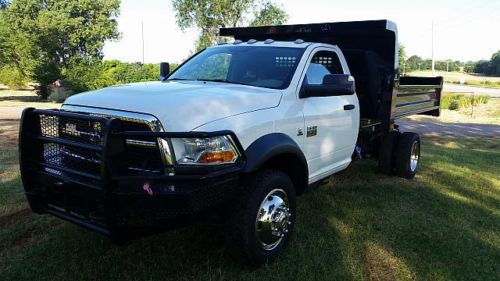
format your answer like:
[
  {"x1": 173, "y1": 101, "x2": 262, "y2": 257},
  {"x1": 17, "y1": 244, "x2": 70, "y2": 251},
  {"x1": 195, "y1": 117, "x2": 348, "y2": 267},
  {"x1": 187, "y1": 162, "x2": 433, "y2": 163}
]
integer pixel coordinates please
[{"x1": 300, "y1": 48, "x2": 360, "y2": 182}]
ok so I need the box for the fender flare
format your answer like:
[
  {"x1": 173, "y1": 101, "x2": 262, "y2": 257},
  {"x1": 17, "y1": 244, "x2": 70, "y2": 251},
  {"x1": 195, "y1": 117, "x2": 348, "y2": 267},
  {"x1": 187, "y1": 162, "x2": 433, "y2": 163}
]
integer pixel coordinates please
[{"x1": 242, "y1": 133, "x2": 308, "y2": 191}]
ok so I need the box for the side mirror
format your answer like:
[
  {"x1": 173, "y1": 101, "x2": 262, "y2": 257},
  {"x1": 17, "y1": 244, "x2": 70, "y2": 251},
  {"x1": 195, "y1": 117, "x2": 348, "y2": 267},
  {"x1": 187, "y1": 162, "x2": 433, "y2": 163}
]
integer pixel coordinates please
[
  {"x1": 302, "y1": 74, "x2": 355, "y2": 98},
  {"x1": 160, "y1": 62, "x2": 170, "y2": 80}
]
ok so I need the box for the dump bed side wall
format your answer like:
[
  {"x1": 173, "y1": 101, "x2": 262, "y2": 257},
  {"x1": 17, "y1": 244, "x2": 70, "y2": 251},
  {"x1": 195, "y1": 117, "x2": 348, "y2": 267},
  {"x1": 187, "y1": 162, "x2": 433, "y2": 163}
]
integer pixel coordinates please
[{"x1": 392, "y1": 76, "x2": 443, "y2": 119}]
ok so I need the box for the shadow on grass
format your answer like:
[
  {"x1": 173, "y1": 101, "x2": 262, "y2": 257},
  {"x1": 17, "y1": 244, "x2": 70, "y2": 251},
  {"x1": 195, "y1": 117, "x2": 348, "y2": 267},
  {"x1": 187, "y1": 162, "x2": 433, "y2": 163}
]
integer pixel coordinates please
[{"x1": 0, "y1": 139, "x2": 499, "y2": 281}]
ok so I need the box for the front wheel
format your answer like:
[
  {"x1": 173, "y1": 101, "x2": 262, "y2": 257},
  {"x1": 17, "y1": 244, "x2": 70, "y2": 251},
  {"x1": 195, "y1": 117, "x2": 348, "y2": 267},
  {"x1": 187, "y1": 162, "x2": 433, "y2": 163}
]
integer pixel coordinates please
[
  {"x1": 394, "y1": 132, "x2": 421, "y2": 179},
  {"x1": 228, "y1": 170, "x2": 296, "y2": 266}
]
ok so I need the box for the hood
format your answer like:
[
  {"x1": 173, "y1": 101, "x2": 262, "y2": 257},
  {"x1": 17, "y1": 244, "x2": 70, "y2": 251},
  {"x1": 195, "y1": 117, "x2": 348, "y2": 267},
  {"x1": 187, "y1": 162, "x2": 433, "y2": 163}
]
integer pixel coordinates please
[{"x1": 63, "y1": 81, "x2": 282, "y2": 131}]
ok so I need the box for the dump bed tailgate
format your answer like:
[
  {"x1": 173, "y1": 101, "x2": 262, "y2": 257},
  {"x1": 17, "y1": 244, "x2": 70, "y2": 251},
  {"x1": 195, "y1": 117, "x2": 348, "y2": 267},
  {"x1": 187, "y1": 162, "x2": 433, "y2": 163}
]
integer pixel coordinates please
[{"x1": 393, "y1": 76, "x2": 443, "y2": 119}]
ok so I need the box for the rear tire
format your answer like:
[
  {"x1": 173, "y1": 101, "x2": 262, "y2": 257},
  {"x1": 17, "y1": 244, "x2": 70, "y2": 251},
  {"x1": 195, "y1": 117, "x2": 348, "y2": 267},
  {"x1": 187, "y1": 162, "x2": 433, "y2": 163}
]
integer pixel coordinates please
[
  {"x1": 394, "y1": 132, "x2": 421, "y2": 179},
  {"x1": 378, "y1": 131, "x2": 400, "y2": 175},
  {"x1": 227, "y1": 170, "x2": 296, "y2": 266}
]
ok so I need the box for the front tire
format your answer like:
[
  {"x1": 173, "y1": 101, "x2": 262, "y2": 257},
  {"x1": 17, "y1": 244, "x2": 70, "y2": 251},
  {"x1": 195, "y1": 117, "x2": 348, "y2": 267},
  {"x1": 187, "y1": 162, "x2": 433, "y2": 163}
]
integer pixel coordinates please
[
  {"x1": 228, "y1": 170, "x2": 296, "y2": 266},
  {"x1": 394, "y1": 132, "x2": 421, "y2": 179}
]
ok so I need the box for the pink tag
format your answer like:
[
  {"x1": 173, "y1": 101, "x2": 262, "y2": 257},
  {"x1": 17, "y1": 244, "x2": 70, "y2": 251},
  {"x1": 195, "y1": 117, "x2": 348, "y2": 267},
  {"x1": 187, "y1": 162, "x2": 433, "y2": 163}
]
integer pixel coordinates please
[{"x1": 142, "y1": 182, "x2": 153, "y2": 196}]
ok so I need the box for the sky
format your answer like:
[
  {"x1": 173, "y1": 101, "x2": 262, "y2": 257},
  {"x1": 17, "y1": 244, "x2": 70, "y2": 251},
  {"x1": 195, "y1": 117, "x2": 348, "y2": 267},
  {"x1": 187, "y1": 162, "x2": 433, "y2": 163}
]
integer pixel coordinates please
[{"x1": 103, "y1": 0, "x2": 500, "y2": 64}]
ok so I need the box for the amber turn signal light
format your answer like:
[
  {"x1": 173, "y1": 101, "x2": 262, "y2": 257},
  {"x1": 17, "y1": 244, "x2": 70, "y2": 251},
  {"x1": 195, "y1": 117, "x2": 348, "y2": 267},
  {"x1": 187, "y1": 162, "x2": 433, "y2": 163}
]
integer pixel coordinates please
[{"x1": 197, "y1": 151, "x2": 236, "y2": 164}]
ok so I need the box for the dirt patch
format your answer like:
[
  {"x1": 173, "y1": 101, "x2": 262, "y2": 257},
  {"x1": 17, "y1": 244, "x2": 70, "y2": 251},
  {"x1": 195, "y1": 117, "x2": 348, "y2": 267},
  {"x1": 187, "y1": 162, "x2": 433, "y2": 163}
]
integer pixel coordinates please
[
  {"x1": 0, "y1": 120, "x2": 20, "y2": 144},
  {"x1": 0, "y1": 217, "x2": 61, "y2": 254},
  {"x1": 364, "y1": 241, "x2": 414, "y2": 281},
  {"x1": 2, "y1": 226, "x2": 37, "y2": 252},
  {"x1": 487, "y1": 143, "x2": 499, "y2": 149},
  {"x1": 365, "y1": 244, "x2": 398, "y2": 281},
  {"x1": 0, "y1": 208, "x2": 63, "y2": 255}
]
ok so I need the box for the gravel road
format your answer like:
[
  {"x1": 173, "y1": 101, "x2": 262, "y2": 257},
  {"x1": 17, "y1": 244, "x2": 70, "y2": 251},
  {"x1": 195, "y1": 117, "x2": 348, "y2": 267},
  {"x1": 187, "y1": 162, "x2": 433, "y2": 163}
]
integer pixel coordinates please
[
  {"x1": 0, "y1": 106, "x2": 26, "y2": 120},
  {"x1": 398, "y1": 118, "x2": 500, "y2": 138}
]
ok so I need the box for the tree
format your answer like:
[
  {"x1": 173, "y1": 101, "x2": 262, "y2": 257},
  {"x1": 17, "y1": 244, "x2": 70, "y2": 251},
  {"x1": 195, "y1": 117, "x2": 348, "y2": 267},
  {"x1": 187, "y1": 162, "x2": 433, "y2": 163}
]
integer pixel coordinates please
[
  {"x1": 406, "y1": 55, "x2": 423, "y2": 72},
  {"x1": 463, "y1": 61, "x2": 476, "y2": 73},
  {"x1": 0, "y1": 0, "x2": 9, "y2": 9},
  {"x1": 474, "y1": 60, "x2": 492, "y2": 75},
  {"x1": 1, "y1": 0, "x2": 120, "y2": 98},
  {"x1": 490, "y1": 50, "x2": 500, "y2": 76},
  {"x1": 249, "y1": 1, "x2": 288, "y2": 27},
  {"x1": 172, "y1": 0, "x2": 288, "y2": 51},
  {"x1": 0, "y1": 7, "x2": 7, "y2": 68},
  {"x1": 398, "y1": 43, "x2": 406, "y2": 74}
]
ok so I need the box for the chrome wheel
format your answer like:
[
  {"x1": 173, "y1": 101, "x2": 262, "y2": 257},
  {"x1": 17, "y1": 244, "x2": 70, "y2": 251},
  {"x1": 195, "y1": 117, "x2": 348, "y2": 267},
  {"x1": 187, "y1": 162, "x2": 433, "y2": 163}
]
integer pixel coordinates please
[
  {"x1": 255, "y1": 188, "x2": 291, "y2": 251},
  {"x1": 410, "y1": 141, "x2": 420, "y2": 172}
]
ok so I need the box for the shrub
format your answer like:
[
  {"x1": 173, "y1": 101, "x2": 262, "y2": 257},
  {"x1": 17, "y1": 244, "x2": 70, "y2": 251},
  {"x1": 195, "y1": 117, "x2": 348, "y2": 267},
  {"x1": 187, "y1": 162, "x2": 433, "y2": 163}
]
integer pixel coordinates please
[
  {"x1": 61, "y1": 61, "x2": 177, "y2": 96},
  {"x1": 448, "y1": 100, "x2": 459, "y2": 110},
  {"x1": 440, "y1": 94, "x2": 490, "y2": 111},
  {"x1": 462, "y1": 79, "x2": 500, "y2": 88},
  {"x1": 440, "y1": 95, "x2": 453, "y2": 109},
  {"x1": 0, "y1": 67, "x2": 29, "y2": 89}
]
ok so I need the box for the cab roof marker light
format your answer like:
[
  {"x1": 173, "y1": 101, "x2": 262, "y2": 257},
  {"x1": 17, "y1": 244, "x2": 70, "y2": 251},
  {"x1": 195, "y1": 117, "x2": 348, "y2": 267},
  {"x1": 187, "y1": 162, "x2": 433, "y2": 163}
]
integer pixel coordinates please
[
  {"x1": 294, "y1": 39, "x2": 305, "y2": 44},
  {"x1": 264, "y1": 39, "x2": 274, "y2": 44},
  {"x1": 247, "y1": 39, "x2": 257, "y2": 44},
  {"x1": 233, "y1": 40, "x2": 243, "y2": 44}
]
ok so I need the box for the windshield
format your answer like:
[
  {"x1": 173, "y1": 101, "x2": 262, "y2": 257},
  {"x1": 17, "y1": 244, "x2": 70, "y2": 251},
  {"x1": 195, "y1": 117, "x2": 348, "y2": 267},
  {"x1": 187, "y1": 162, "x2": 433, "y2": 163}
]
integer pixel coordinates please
[{"x1": 168, "y1": 46, "x2": 305, "y2": 89}]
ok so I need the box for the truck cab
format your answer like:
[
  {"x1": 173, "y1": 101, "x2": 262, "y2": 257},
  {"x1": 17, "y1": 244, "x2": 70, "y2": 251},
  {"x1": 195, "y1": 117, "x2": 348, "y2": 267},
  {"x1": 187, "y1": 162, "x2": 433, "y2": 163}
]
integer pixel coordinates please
[
  {"x1": 19, "y1": 20, "x2": 442, "y2": 265},
  {"x1": 164, "y1": 41, "x2": 360, "y2": 184}
]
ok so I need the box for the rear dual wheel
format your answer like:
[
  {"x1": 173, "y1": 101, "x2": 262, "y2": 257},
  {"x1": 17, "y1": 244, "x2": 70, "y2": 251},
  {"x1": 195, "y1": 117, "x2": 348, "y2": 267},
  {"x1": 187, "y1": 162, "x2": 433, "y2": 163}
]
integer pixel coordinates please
[
  {"x1": 378, "y1": 130, "x2": 401, "y2": 175},
  {"x1": 395, "y1": 132, "x2": 421, "y2": 179},
  {"x1": 378, "y1": 131, "x2": 421, "y2": 179}
]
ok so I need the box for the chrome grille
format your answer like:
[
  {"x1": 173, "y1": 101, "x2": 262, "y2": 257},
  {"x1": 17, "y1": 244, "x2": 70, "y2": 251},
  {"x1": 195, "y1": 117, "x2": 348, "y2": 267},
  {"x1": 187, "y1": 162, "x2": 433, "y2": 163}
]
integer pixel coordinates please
[{"x1": 39, "y1": 107, "x2": 167, "y2": 179}]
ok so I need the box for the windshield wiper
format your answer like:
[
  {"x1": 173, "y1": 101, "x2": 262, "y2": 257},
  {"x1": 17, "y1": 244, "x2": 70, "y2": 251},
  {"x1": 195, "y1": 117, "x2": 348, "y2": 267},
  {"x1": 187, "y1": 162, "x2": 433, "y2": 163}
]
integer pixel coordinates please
[
  {"x1": 196, "y1": 79, "x2": 254, "y2": 87},
  {"x1": 171, "y1": 78, "x2": 255, "y2": 87},
  {"x1": 167, "y1": 78, "x2": 191, "y2": 81},
  {"x1": 195, "y1": 79, "x2": 229, "y2": 83}
]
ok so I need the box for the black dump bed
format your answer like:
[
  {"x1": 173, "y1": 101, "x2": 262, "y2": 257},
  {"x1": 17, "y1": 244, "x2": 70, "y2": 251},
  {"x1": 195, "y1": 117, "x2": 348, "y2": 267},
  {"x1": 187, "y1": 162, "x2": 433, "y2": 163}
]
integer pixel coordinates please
[{"x1": 220, "y1": 20, "x2": 443, "y2": 129}]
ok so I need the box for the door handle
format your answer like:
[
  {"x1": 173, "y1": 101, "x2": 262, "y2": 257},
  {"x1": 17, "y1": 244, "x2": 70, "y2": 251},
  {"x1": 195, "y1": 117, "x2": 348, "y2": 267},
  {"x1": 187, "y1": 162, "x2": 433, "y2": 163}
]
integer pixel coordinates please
[{"x1": 344, "y1": 104, "x2": 355, "y2": 110}]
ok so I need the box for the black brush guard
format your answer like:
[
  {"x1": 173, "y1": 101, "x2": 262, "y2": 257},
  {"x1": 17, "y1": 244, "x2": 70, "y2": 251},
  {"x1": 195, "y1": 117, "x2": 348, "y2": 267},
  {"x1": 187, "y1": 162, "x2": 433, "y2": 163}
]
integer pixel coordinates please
[{"x1": 19, "y1": 108, "x2": 243, "y2": 239}]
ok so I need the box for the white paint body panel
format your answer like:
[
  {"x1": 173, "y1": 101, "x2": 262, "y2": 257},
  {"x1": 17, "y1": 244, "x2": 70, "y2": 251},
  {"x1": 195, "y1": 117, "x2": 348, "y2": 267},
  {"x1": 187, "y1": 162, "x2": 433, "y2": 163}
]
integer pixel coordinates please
[
  {"x1": 63, "y1": 42, "x2": 360, "y2": 184},
  {"x1": 64, "y1": 81, "x2": 282, "y2": 132}
]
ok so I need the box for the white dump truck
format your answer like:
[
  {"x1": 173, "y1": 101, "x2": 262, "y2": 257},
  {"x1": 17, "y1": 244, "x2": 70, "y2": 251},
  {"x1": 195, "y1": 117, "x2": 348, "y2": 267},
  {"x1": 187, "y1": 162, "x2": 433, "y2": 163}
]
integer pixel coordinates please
[{"x1": 19, "y1": 20, "x2": 442, "y2": 265}]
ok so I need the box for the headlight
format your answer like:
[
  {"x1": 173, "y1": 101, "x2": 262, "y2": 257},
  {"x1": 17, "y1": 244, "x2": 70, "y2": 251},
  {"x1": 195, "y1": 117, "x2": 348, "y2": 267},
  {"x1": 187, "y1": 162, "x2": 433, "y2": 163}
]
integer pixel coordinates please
[{"x1": 170, "y1": 135, "x2": 240, "y2": 165}]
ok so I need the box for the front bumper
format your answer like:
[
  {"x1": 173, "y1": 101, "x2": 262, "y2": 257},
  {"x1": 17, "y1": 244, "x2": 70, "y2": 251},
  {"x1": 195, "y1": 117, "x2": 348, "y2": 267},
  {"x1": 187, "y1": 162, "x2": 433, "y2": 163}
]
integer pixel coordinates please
[{"x1": 19, "y1": 108, "x2": 244, "y2": 238}]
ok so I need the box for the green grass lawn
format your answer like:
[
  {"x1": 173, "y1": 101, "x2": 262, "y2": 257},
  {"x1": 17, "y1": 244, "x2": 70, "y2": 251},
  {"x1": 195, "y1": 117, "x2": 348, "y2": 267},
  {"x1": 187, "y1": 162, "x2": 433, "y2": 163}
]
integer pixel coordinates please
[{"x1": 1, "y1": 137, "x2": 499, "y2": 281}]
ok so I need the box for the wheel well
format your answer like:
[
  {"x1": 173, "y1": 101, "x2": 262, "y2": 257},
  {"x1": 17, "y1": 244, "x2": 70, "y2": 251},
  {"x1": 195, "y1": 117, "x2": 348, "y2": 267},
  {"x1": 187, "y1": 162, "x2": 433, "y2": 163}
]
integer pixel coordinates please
[{"x1": 259, "y1": 153, "x2": 308, "y2": 195}]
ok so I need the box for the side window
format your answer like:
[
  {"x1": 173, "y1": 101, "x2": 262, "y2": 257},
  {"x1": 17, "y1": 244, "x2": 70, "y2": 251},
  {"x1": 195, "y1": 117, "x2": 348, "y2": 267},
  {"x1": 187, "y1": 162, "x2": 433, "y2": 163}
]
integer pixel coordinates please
[{"x1": 305, "y1": 51, "x2": 343, "y2": 85}]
